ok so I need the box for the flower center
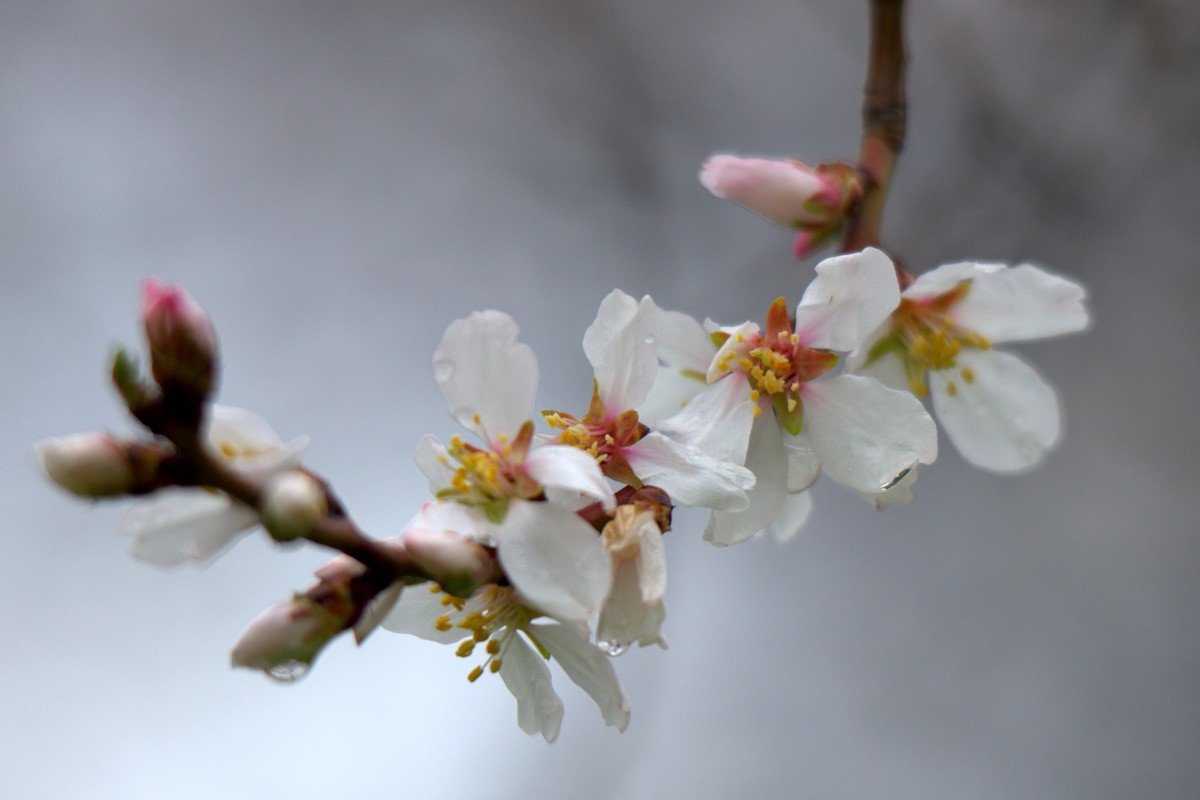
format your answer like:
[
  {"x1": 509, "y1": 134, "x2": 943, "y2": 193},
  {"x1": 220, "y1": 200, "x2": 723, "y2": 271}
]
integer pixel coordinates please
[
  {"x1": 435, "y1": 423, "x2": 541, "y2": 517},
  {"x1": 430, "y1": 583, "x2": 544, "y2": 682},
  {"x1": 544, "y1": 382, "x2": 648, "y2": 486},
  {"x1": 871, "y1": 280, "x2": 991, "y2": 396}
]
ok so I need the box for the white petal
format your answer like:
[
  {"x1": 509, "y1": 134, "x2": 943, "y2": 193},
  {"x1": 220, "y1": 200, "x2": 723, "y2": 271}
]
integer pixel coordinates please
[
  {"x1": 499, "y1": 633, "x2": 564, "y2": 743},
  {"x1": 704, "y1": 413, "x2": 789, "y2": 546},
  {"x1": 954, "y1": 264, "x2": 1089, "y2": 344},
  {"x1": 524, "y1": 444, "x2": 616, "y2": 511},
  {"x1": 633, "y1": 517, "x2": 667, "y2": 604},
  {"x1": 354, "y1": 582, "x2": 405, "y2": 644},
  {"x1": 638, "y1": 367, "x2": 708, "y2": 424},
  {"x1": 205, "y1": 406, "x2": 308, "y2": 475},
  {"x1": 598, "y1": 561, "x2": 668, "y2": 650},
  {"x1": 403, "y1": 500, "x2": 491, "y2": 546},
  {"x1": 792, "y1": 247, "x2": 900, "y2": 352},
  {"x1": 931, "y1": 349, "x2": 1060, "y2": 473},
  {"x1": 781, "y1": 433, "x2": 820, "y2": 492},
  {"x1": 535, "y1": 622, "x2": 631, "y2": 732},
  {"x1": 583, "y1": 290, "x2": 659, "y2": 414},
  {"x1": 706, "y1": 321, "x2": 758, "y2": 383},
  {"x1": 206, "y1": 406, "x2": 283, "y2": 452},
  {"x1": 433, "y1": 311, "x2": 538, "y2": 444},
  {"x1": 767, "y1": 490, "x2": 814, "y2": 544},
  {"x1": 856, "y1": 350, "x2": 911, "y2": 393},
  {"x1": 904, "y1": 260, "x2": 1005, "y2": 299},
  {"x1": 623, "y1": 432, "x2": 754, "y2": 512},
  {"x1": 121, "y1": 488, "x2": 259, "y2": 567},
  {"x1": 413, "y1": 434, "x2": 455, "y2": 492},
  {"x1": 495, "y1": 500, "x2": 612, "y2": 622},
  {"x1": 643, "y1": 299, "x2": 714, "y2": 372},
  {"x1": 655, "y1": 376, "x2": 757, "y2": 466},
  {"x1": 380, "y1": 581, "x2": 468, "y2": 644},
  {"x1": 801, "y1": 374, "x2": 938, "y2": 494}
]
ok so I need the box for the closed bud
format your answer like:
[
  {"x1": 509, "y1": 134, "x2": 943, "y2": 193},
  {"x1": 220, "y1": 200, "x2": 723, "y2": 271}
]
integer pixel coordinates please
[
  {"x1": 262, "y1": 471, "x2": 327, "y2": 541},
  {"x1": 230, "y1": 595, "x2": 347, "y2": 680},
  {"x1": 142, "y1": 279, "x2": 218, "y2": 400},
  {"x1": 700, "y1": 155, "x2": 862, "y2": 256},
  {"x1": 36, "y1": 432, "x2": 136, "y2": 498},
  {"x1": 402, "y1": 527, "x2": 497, "y2": 596}
]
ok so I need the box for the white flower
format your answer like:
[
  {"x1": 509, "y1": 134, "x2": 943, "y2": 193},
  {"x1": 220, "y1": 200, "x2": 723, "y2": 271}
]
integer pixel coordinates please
[
  {"x1": 544, "y1": 290, "x2": 755, "y2": 513},
  {"x1": 596, "y1": 505, "x2": 668, "y2": 652},
  {"x1": 413, "y1": 311, "x2": 615, "y2": 622},
  {"x1": 383, "y1": 581, "x2": 630, "y2": 743},
  {"x1": 847, "y1": 260, "x2": 1089, "y2": 472},
  {"x1": 656, "y1": 248, "x2": 938, "y2": 545},
  {"x1": 120, "y1": 406, "x2": 307, "y2": 566}
]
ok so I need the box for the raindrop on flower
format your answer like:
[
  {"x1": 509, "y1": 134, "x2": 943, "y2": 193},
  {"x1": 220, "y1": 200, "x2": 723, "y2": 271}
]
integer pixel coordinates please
[
  {"x1": 432, "y1": 359, "x2": 455, "y2": 382},
  {"x1": 265, "y1": 660, "x2": 310, "y2": 683},
  {"x1": 599, "y1": 640, "x2": 630, "y2": 657}
]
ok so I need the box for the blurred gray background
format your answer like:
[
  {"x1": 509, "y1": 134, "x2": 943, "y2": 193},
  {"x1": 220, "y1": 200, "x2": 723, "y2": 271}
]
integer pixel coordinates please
[{"x1": 3, "y1": 1, "x2": 1198, "y2": 798}]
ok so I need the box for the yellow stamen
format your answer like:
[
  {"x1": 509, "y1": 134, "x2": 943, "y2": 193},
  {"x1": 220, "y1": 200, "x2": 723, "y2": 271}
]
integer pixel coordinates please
[{"x1": 467, "y1": 666, "x2": 484, "y2": 683}]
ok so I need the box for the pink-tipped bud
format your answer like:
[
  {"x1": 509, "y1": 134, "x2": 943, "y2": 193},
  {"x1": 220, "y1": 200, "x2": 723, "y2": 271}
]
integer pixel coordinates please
[
  {"x1": 261, "y1": 471, "x2": 328, "y2": 542},
  {"x1": 142, "y1": 279, "x2": 218, "y2": 400},
  {"x1": 700, "y1": 154, "x2": 837, "y2": 228},
  {"x1": 230, "y1": 595, "x2": 346, "y2": 681},
  {"x1": 36, "y1": 432, "x2": 136, "y2": 498},
  {"x1": 402, "y1": 527, "x2": 497, "y2": 596}
]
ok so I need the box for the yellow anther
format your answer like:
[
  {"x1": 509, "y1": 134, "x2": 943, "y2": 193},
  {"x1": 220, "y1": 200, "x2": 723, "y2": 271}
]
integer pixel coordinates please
[
  {"x1": 472, "y1": 413, "x2": 481, "y2": 425},
  {"x1": 428, "y1": 583, "x2": 442, "y2": 594},
  {"x1": 467, "y1": 666, "x2": 484, "y2": 683},
  {"x1": 489, "y1": 659, "x2": 502, "y2": 673},
  {"x1": 752, "y1": 405, "x2": 763, "y2": 417},
  {"x1": 961, "y1": 367, "x2": 975, "y2": 383},
  {"x1": 473, "y1": 628, "x2": 489, "y2": 642},
  {"x1": 434, "y1": 615, "x2": 453, "y2": 632},
  {"x1": 456, "y1": 641, "x2": 476, "y2": 658},
  {"x1": 748, "y1": 389, "x2": 760, "y2": 402},
  {"x1": 787, "y1": 396, "x2": 797, "y2": 413},
  {"x1": 486, "y1": 639, "x2": 501, "y2": 655},
  {"x1": 734, "y1": 333, "x2": 745, "y2": 342},
  {"x1": 738, "y1": 357, "x2": 753, "y2": 371},
  {"x1": 789, "y1": 333, "x2": 799, "y2": 345},
  {"x1": 946, "y1": 381, "x2": 958, "y2": 397}
]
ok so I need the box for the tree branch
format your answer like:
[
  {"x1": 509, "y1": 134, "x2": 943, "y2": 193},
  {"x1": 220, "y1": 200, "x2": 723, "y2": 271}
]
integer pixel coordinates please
[{"x1": 841, "y1": 0, "x2": 907, "y2": 263}]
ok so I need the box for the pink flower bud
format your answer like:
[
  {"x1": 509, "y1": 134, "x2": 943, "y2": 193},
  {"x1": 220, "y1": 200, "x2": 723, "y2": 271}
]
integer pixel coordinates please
[
  {"x1": 700, "y1": 154, "x2": 838, "y2": 228},
  {"x1": 142, "y1": 279, "x2": 218, "y2": 399},
  {"x1": 402, "y1": 527, "x2": 497, "y2": 596},
  {"x1": 35, "y1": 432, "x2": 136, "y2": 498},
  {"x1": 230, "y1": 596, "x2": 345, "y2": 680},
  {"x1": 261, "y1": 471, "x2": 327, "y2": 541}
]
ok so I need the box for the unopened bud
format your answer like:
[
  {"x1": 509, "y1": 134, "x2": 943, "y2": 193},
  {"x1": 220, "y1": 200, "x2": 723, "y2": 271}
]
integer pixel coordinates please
[
  {"x1": 402, "y1": 527, "x2": 497, "y2": 596},
  {"x1": 36, "y1": 432, "x2": 136, "y2": 498},
  {"x1": 142, "y1": 279, "x2": 218, "y2": 400},
  {"x1": 230, "y1": 595, "x2": 347, "y2": 680},
  {"x1": 700, "y1": 155, "x2": 861, "y2": 256},
  {"x1": 262, "y1": 471, "x2": 327, "y2": 541}
]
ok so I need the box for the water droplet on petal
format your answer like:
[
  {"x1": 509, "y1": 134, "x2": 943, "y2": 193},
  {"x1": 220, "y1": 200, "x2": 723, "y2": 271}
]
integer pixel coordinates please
[
  {"x1": 642, "y1": 334, "x2": 656, "y2": 345},
  {"x1": 599, "y1": 640, "x2": 630, "y2": 657},
  {"x1": 433, "y1": 359, "x2": 455, "y2": 383},
  {"x1": 265, "y1": 660, "x2": 310, "y2": 683}
]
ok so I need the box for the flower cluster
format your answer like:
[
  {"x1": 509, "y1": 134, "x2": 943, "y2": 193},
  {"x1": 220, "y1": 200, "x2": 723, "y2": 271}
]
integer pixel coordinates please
[{"x1": 35, "y1": 153, "x2": 1089, "y2": 744}]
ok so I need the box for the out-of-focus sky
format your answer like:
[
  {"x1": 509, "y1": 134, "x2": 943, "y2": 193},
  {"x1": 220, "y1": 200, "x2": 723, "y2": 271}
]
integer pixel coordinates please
[{"x1": 3, "y1": 1, "x2": 1198, "y2": 798}]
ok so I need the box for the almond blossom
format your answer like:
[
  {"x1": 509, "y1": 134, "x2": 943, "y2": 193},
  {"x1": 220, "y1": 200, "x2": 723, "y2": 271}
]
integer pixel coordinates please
[
  {"x1": 656, "y1": 248, "x2": 938, "y2": 545},
  {"x1": 596, "y1": 504, "x2": 668, "y2": 652},
  {"x1": 120, "y1": 406, "x2": 307, "y2": 566},
  {"x1": 847, "y1": 261, "x2": 1088, "y2": 472},
  {"x1": 543, "y1": 290, "x2": 755, "y2": 513},
  {"x1": 383, "y1": 579, "x2": 629, "y2": 742},
  {"x1": 412, "y1": 311, "x2": 615, "y2": 623}
]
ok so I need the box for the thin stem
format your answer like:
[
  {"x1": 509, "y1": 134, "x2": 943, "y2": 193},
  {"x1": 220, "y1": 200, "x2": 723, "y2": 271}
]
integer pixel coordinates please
[{"x1": 841, "y1": 0, "x2": 907, "y2": 261}]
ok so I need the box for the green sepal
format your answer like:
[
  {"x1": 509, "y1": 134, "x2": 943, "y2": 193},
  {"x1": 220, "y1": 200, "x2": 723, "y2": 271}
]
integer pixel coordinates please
[{"x1": 772, "y1": 392, "x2": 804, "y2": 436}]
